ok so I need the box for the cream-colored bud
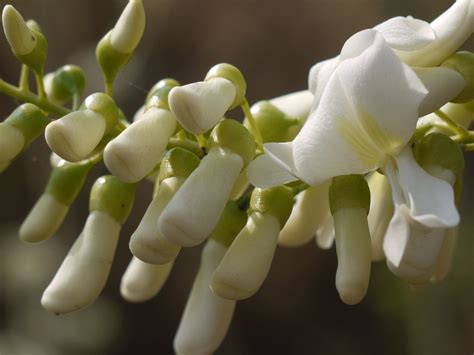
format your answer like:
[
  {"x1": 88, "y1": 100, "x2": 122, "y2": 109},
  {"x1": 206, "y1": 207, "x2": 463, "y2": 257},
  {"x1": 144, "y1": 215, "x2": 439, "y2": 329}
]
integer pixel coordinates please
[
  {"x1": 269, "y1": 90, "x2": 313, "y2": 119},
  {"x1": 168, "y1": 78, "x2": 236, "y2": 134},
  {"x1": 120, "y1": 257, "x2": 173, "y2": 303},
  {"x1": 45, "y1": 109, "x2": 106, "y2": 162},
  {"x1": 315, "y1": 215, "x2": 335, "y2": 249},
  {"x1": 2, "y1": 5, "x2": 36, "y2": 55},
  {"x1": 174, "y1": 239, "x2": 236, "y2": 355},
  {"x1": 104, "y1": 107, "x2": 176, "y2": 182},
  {"x1": 110, "y1": 0, "x2": 145, "y2": 54},
  {"x1": 19, "y1": 194, "x2": 68, "y2": 243},
  {"x1": 0, "y1": 122, "x2": 24, "y2": 164},
  {"x1": 41, "y1": 211, "x2": 121, "y2": 314}
]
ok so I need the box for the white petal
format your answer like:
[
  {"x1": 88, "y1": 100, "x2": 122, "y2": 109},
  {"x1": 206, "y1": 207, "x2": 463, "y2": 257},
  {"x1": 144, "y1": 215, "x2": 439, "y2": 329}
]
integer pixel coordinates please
[
  {"x1": 374, "y1": 16, "x2": 435, "y2": 51},
  {"x1": 132, "y1": 105, "x2": 146, "y2": 122},
  {"x1": 386, "y1": 147, "x2": 459, "y2": 228},
  {"x1": 110, "y1": 0, "x2": 145, "y2": 54},
  {"x1": 211, "y1": 212, "x2": 281, "y2": 300},
  {"x1": 308, "y1": 57, "x2": 339, "y2": 111},
  {"x1": 0, "y1": 122, "x2": 24, "y2": 164},
  {"x1": 45, "y1": 109, "x2": 106, "y2": 162},
  {"x1": 120, "y1": 257, "x2": 173, "y2": 303},
  {"x1": 278, "y1": 181, "x2": 330, "y2": 247},
  {"x1": 246, "y1": 152, "x2": 297, "y2": 189},
  {"x1": 269, "y1": 90, "x2": 314, "y2": 119},
  {"x1": 104, "y1": 107, "x2": 176, "y2": 182},
  {"x1": 19, "y1": 194, "x2": 68, "y2": 243},
  {"x1": 41, "y1": 211, "x2": 121, "y2": 314},
  {"x1": 2, "y1": 5, "x2": 35, "y2": 55},
  {"x1": 229, "y1": 172, "x2": 249, "y2": 201},
  {"x1": 396, "y1": 0, "x2": 474, "y2": 66},
  {"x1": 159, "y1": 147, "x2": 243, "y2": 247},
  {"x1": 315, "y1": 215, "x2": 335, "y2": 249},
  {"x1": 174, "y1": 239, "x2": 236, "y2": 355},
  {"x1": 294, "y1": 29, "x2": 427, "y2": 185},
  {"x1": 169, "y1": 78, "x2": 236, "y2": 134},
  {"x1": 414, "y1": 66, "x2": 465, "y2": 116},
  {"x1": 129, "y1": 177, "x2": 183, "y2": 264}
]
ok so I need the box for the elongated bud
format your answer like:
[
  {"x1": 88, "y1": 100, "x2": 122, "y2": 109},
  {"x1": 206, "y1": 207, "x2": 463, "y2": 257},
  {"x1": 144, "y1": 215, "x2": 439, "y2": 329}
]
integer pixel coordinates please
[
  {"x1": 45, "y1": 93, "x2": 118, "y2": 162},
  {"x1": 245, "y1": 101, "x2": 300, "y2": 143},
  {"x1": 159, "y1": 120, "x2": 254, "y2": 247},
  {"x1": 44, "y1": 65, "x2": 86, "y2": 104},
  {"x1": 2, "y1": 5, "x2": 47, "y2": 74},
  {"x1": 41, "y1": 176, "x2": 135, "y2": 314},
  {"x1": 130, "y1": 148, "x2": 200, "y2": 264},
  {"x1": 0, "y1": 104, "x2": 50, "y2": 166},
  {"x1": 229, "y1": 172, "x2": 249, "y2": 201},
  {"x1": 329, "y1": 175, "x2": 371, "y2": 305},
  {"x1": 211, "y1": 186, "x2": 293, "y2": 300},
  {"x1": 20, "y1": 161, "x2": 91, "y2": 243},
  {"x1": 278, "y1": 181, "x2": 330, "y2": 247},
  {"x1": 120, "y1": 257, "x2": 173, "y2": 303},
  {"x1": 96, "y1": 0, "x2": 145, "y2": 87},
  {"x1": 315, "y1": 215, "x2": 335, "y2": 249},
  {"x1": 174, "y1": 239, "x2": 236, "y2": 355},
  {"x1": 441, "y1": 52, "x2": 474, "y2": 103},
  {"x1": 169, "y1": 63, "x2": 246, "y2": 134}
]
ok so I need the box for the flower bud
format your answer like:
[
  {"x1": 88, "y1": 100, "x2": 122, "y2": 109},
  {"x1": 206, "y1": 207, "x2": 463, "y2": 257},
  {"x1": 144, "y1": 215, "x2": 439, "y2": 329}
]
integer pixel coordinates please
[
  {"x1": 269, "y1": 90, "x2": 314, "y2": 120},
  {"x1": 174, "y1": 239, "x2": 236, "y2": 355},
  {"x1": 211, "y1": 186, "x2": 293, "y2": 300},
  {"x1": 45, "y1": 93, "x2": 118, "y2": 162},
  {"x1": 120, "y1": 257, "x2": 173, "y2": 303},
  {"x1": 315, "y1": 215, "x2": 335, "y2": 249},
  {"x1": 329, "y1": 175, "x2": 371, "y2": 305},
  {"x1": 229, "y1": 172, "x2": 249, "y2": 201},
  {"x1": 146, "y1": 78, "x2": 180, "y2": 111},
  {"x1": 209, "y1": 201, "x2": 247, "y2": 248},
  {"x1": 441, "y1": 51, "x2": 474, "y2": 103},
  {"x1": 45, "y1": 65, "x2": 86, "y2": 104}
]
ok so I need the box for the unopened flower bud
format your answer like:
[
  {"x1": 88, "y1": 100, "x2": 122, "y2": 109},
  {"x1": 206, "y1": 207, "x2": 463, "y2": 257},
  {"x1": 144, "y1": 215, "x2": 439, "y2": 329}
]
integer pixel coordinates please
[
  {"x1": 45, "y1": 65, "x2": 86, "y2": 104},
  {"x1": 45, "y1": 93, "x2": 118, "y2": 162},
  {"x1": 329, "y1": 175, "x2": 371, "y2": 305},
  {"x1": 120, "y1": 257, "x2": 173, "y2": 303},
  {"x1": 269, "y1": 90, "x2": 314, "y2": 119},
  {"x1": 211, "y1": 186, "x2": 293, "y2": 300},
  {"x1": 441, "y1": 51, "x2": 474, "y2": 103},
  {"x1": 146, "y1": 78, "x2": 180, "y2": 111}
]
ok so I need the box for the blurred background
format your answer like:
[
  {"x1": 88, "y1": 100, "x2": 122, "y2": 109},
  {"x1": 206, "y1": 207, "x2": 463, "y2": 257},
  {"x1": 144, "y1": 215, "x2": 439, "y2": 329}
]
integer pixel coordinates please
[{"x1": 0, "y1": 0, "x2": 472, "y2": 354}]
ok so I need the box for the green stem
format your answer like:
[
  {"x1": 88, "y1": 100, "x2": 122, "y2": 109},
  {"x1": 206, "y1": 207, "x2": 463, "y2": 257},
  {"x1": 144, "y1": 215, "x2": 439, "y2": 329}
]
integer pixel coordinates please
[
  {"x1": 35, "y1": 73, "x2": 46, "y2": 99},
  {"x1": 167, "y1": 137, "x2": 204, "y2": 158},
  {"x1": 106, "y1": 81, "x2": 114, "y2": 97},
  {"x1": 241, "y1": 98, "x2": 263, "y2": 151},
  {"x1": 19, "y1": 65, "x2": 30, "y2": 92},
  {"x1": 464, "y1": 143, "x2": 474, "y2": 152},
  {"x1": 195, "y1": 134, "x2": 208, "y2": 150},
  {"x1": 72, "y1": 92, "x2": 81, "y2": 111},
  {"x1": 435, "y1": 110, "x2": 470, "y2": 141},
  {"x1": 0, "y1": 78, "x2": 70, "y2": 116}
]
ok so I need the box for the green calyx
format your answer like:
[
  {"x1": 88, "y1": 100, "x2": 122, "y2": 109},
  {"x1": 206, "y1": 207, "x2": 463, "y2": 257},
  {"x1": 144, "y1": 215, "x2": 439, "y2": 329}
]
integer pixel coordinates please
[
  {"x1": 46, "y1": 161, "x2": 92, "y2": 206},
  {"x1": 208, "y1": 119, "x2": 256, "y2": 166},
  {"x1": 145, "y1": 78, "x2": 180, "y2": 111},
  {"x1": 51, "y1": 65, "x2": 86, "y2": 102},
  {"x1": 249, "y1": 185, "x2": 294, "y2": 227},
  {"x1": 205, "y1": 63, "x2": 246, "y2": 109},
  {"x1": 96, "y1": 31, "x2": 131, "y2": 88},
  {"x1": 414, "y1": 133, "x2": 464, "y2": 180},
  {"x1": 6, "y1": 103, "x2": 50, "y2": 145},
  {"x1": 245, "y1": 101, "x2": 300, "y2": 142},
  {"x1": 158, "y1": 147, "x2": 201, "y2": 182},
  {"x1": 15, "y1": 28, "x2": 47, "y2": 75},
  {"x1": 329, "y1": 175, "x2": 370, "y2": 215},
  {"x1": 82, "y1": 92, "x2": 119, "y2": 130},
  {"x1": 89, "y1": 175, "x2": 136, "y2": 224},
  {"x1": 210, "y1": 201, "x2": 247, "y2": 247},
  {"x1": 441, "y1": 51, "x2": 474, "y2": 103}
]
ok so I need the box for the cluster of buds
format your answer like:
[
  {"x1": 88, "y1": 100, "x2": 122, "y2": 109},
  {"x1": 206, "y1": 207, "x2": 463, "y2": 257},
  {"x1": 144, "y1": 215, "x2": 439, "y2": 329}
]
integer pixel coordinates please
[{"x1": 0, "y1": 0, "x2": 473, "y2": 354}]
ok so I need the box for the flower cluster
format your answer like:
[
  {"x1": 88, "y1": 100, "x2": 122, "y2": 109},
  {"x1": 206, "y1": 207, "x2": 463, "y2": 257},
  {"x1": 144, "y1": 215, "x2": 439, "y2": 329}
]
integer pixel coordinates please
[{"x1": 0, "y1": 1, "x2": 473, "y2": 354}]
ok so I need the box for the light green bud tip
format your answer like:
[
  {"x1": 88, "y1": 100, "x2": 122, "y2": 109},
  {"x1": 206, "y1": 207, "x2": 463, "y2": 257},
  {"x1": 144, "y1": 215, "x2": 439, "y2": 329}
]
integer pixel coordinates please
[
  {"x1": 6, "y1": 103, "x2": 50, "y2": 145},
  {"x1": 26, "y1": 19, "x2": 41, "y2": 33},
  {"x1": 245, "y1": 101, "x2": 300, "y2": 142},
  {"x1": 89, "y1": 175, "x2": 136, "y2": 224},
  {"x1": 250, "y1": 185, "x2": 294, "y2": 227},
  {"x1": 208, "y1": 119, "x2": 256, "y2": 166},
  {"x1": 414, "y1": 133, "x2": 464, "y2": 179},
  {"x1": 210, "y1": 201, "x2": 247, "y2": 247},
  {"x1": 441, "y1": 51, "x2": 474, "y2": 103},
  {"x1": 146, "y1": 78, "x2": 180, "y2": 111},
  {"x1": 96, "y1": 31, "x2": 131, "y2": 86},
  {"x1": 46, "y1": 161, "x2": 92, "y2": 206},
  {"x1": 329, "y1": 175, "x2": 370, "y2": 215},
  {"x1": 205, "y1": 63, "x2": 246, "y2": 109},
  {"x1": 158, "y1": 147, "x2": 201, "y2": 182},
  {"x1": 82, "y1": 93, "x2": 119, "y2": 129},
  {"x1": 50, "y1": 65, "x2": 86, "y2": 102}
]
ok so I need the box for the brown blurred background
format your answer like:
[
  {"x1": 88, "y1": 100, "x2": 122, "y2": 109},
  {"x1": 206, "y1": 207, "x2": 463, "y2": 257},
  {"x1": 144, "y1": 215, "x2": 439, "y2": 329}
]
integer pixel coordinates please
[{"x1": 0, "y1": 0, "x2": 473, "y2": 354}]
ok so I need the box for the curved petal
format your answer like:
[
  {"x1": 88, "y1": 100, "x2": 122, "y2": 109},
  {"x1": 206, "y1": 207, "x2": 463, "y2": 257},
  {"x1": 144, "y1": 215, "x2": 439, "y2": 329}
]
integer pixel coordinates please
[
  {"x1": 293, "y1": 29, "x2": 427, "y2": 185},
  {"x1": 246, "y1": 153, "x2": 297, "y2": 189},
  {"x1": 270, "y1": 90, "x2": 314, "y2": 119},
  {"x1": 308, "y1": 57, "x2": 339, "y2": 111},
  {"x1": 374, "y1": 16, "x2": 435, "y2": 51}
]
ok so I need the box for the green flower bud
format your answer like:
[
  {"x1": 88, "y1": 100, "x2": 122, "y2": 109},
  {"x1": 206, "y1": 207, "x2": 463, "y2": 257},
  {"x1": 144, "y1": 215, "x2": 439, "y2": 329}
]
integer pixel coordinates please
[
  {"x1": 49, "y1": 65, "x2": 86, "y2": 103},
  {"x1": 146, "y1": 78, "x2": 180, "y2": 111},
  {"x1": 89, "y1": 175, "x2": 136, "y2": 224},
  {"x1": 441, "y1": 51, "x2": 474, "y2": 103},
  {"x1": 329, "y1": 175, "x2": 371, "y2": 216},
  {"x1": 245, "y1": 101, "x2": 300, "y2": 142},
  {"x1": 205, "y1": 63, "x2": 246, "y2": 109},
  {"x1": 46, "y1": 161, "x2": 92, "y2": 206},
  {"x1": 25, "y1": 19, "x2": 41, "y2": 33},
  {"x1": 5, "y1": 103, "x2": 50, "y2": 146},
  {"x1": 158, "y1": 148, "x2": 201, "y2": 182},
  {"x1": 2, "y1": 5, "x2": 47, "y2": 75},
  {"x1": 209, "y1": 201, "x2": 247, "y2": 247},
  {"x1": 208, "y1": 119, "x2": 256, "y2": 166},
  {"x1": 249, "y1": 186, "x2": 294, "y2": 227},
  {"x1": 82, "y1": 92, "x2": 119, "y2": 130}
]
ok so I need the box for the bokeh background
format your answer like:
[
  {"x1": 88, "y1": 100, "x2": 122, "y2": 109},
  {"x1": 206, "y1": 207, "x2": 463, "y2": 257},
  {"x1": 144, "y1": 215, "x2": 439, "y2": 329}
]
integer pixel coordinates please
[{"x1": 0, "y1": 0, "x2": 473, "y2": 354}]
